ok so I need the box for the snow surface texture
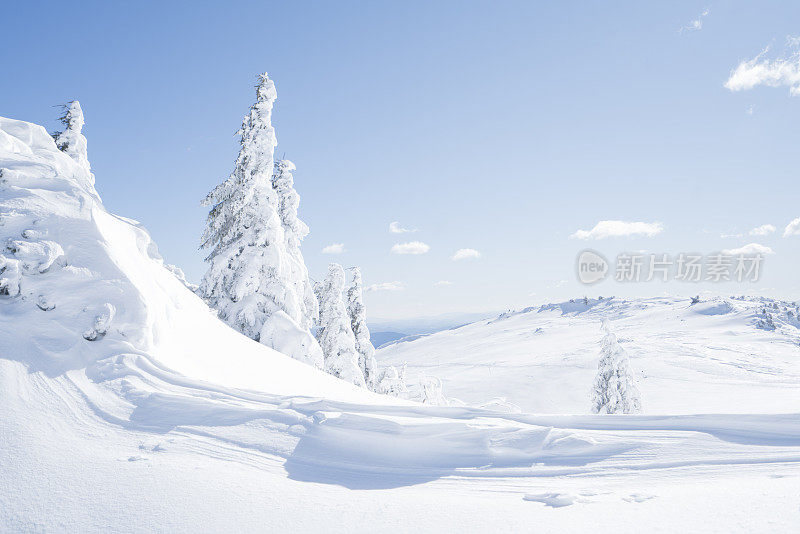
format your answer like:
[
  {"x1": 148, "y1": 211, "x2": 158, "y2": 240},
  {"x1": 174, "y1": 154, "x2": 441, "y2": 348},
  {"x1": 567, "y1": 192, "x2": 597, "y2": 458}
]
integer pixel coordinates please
[{"x1": 1, "y1": 118, "x2": 800, "y2": 532}]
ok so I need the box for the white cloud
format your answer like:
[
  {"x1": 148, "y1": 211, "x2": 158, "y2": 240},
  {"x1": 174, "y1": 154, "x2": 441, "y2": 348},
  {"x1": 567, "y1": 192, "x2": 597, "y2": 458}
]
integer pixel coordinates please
[
  {"x1": 679, "y1": 8, "x2": 709, "y2": 34},
  {"x1": 746, "y1": 105, "x2": 754, "y2": 115},
  {"x1": 570, "y1": 220, "x2": 664, "y2": 240},
  {"x1": 749, "y1": 224, "x2": 776, "y2": 236},
  {"x1": 783, "y1": 217, "x2": 800, "y2": 237},
  {"x1": 365, "y1": 281, "x2": 405, "y2": 292},
  {"x1": 321, "y1": 243, "x2": 345, "y2": 254},
  {"x1": 722, "y1": 243, "x2": 774, "y2": 255},
  {"x1": 451, "y1": 248, "x2": 482, "y2": 261},
  {"x1": 389, "y1": 221, "x2": 416, "y2": 234},
  {"x1": 391, "y1": 241, "x2": 430, "y2": 255},
  {"x1": 434, "y1": 280, "x2": 453, "y2": 286},
  {"x1": 725, "y1": 46, "x2": 800, "y2": 97}
]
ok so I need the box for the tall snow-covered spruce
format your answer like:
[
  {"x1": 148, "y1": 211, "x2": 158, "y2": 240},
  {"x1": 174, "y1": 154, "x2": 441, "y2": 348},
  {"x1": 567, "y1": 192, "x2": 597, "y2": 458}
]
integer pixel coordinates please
[
  {"x1": 345, "y1": 266, "x2": 378, "y2": 389},
  {"x1": 316, "y1": 263, "x2": 367, "y2": 388},
  {"x1": 199, "y1": 73, "x2": 322, "y2": 368},
  {"x1": 590, "y1": 321, "x2": 642, "y2": 414}
]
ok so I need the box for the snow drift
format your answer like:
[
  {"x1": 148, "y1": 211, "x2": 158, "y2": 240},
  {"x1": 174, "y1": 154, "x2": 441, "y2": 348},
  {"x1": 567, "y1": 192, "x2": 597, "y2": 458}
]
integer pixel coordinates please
[{"x1": 0, "y1": 115, "x2": 378, "y2": 400}]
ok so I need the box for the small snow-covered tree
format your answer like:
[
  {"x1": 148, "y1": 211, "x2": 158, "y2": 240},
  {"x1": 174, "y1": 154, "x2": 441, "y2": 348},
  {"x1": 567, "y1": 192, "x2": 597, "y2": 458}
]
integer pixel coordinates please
[
  {"x1": 418, "y1": 373, "x2": 448, "y2": 405},
  {"x1": 199, "y1": 73, "x2": 322, "y2": 368},
  {"x1": 345, "y1": 266, "x2": 378, "y2": 389},
  {"x1": 316, "y1": 263, "x2": 366, "y2": 387},
  {"x1": 272, "y1": 159, "x2": 318, "y2": 330},
  {"x1": 590, "y1": 321, "x2": 642, "y2": 414},
  {"x1": 376, "y1": 364, "x2": 408, "y2": 397},
  {"x1": 52, "y1": 100, "x2": 94, "y2": 184}
]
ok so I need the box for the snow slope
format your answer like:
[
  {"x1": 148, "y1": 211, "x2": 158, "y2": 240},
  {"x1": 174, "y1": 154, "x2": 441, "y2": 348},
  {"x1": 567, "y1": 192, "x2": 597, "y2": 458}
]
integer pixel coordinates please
[
  {"x1": 378, "y1": 296, "x2": 800, "y2": 415},
  {"x1": 2, "y1": 117, "x2": 800, "y2": 532}
]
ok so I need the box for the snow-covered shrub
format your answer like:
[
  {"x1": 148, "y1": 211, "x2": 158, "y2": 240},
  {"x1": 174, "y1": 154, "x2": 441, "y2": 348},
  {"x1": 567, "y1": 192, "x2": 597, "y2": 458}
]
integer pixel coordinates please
[
  {"x1": 36, "y1": 294, "x2": 55, "y2": 311},
  {"x1": 376, "y1": 364, "x2": 409, "y2": 397},
  {"x1": 6, "y1": 239, "x2": 65, "y2": 274},
  {"x1": 0, "y1": 254, "x2": 21, "y2": 296},
  {"x1": 199, "y1": 73, "x2": 322, "y2": 368},
  {"x1": 590, "y1": 321, "x2": 642, "y2": 414},
  {"x1": 345, "y1": 266, "x2": 378, "y2": 390},
  {"x1": 0, "y1": 236, "x2": 66, "y2": 296},
  {"x1": 83, "y1": 303, "x2": 115, "y2": 341},
  {"x1": 417, "y1": 374, "x2": 449, "y2": 405},
  {"x1": 316, "y1": 263, "x2": 366, "y2": 387},
  {"x1": 690, "y1": 295, "x2": 700, "y2": 305},
  {"x1": 756, "y1": 312, "x2": 776, "y2": 331},
  {"x1": 52, "y1": 101, "x2": 93, "y2": 185}
]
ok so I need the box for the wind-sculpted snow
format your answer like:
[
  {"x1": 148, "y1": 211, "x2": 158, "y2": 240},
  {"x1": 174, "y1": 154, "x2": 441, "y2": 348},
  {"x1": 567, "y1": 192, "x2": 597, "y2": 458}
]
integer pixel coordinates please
[
  {"x1": 2, "y1": 117, "x2": 800, "y2": 531},
  {"x1": 0, "y1": 116, "x2": 374, "y2": 399}
]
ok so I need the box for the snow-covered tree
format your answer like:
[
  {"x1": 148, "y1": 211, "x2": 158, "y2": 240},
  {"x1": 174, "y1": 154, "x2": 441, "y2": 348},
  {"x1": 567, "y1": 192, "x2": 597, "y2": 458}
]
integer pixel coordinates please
[
  {"x1": 376, "y1": 364, "x2": 408, "y2": 397},
  {"x1": 199, "y1": 73, "x2": 322, "y2": 368},
  {"x1": 345, "y1": 266, "x2": 378, "y2": 389},
  {"x1": 52, "y1": 100, "x2": 93, "y2": 184},
  {"x1": 272, "y1": 159, "x2": 318, "y2": 330},
  {"x1": 316, "y1": 263, "x2": 366, "y2": 387},
  {"x1": 418, "y1": 373, "x2": 448, "y2": 405},
  {"x1": 590, "y1": 321, "x2": 642, "y2": 414}
]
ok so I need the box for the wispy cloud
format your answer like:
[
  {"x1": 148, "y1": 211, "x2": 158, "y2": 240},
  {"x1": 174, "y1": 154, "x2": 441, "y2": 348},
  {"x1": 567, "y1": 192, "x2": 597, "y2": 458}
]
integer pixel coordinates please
[
  {"x1": 434, "y1": 280, "x2": 453, "y2": 286},
  {"x1": 365, "y1": 281, "x2": 405, "y2": 292},
  {"x1": 389, "y1": 221, "x2": 416, "y2": 234},
  {"x1": 321, "y1": 243, "x2": 345, "y2": 254},
  {"x1": 783, "y1": 217, "x2": 800, "y2": 237},
  {"x1": 391, "y1": 241, "x2": 430, "y2": 255},
  {"x1": 749, "y1": 224, "x2": 776, "y2": 236},
  {"x1": 722, "y1": 243, "x2": 774, "y2": 255},
  {"x1": 725, "y1": 40, "x2": 800, "y2": 97},
  {"x1": 452, "y1": 248, "x2": 482, "y2": 261},
  {"x1": 679, "y1": 8, "x2": 709, "y2": 34},
  {"x1": 570, "y1": 220, "x2": 664, "y2": 240},
  {"x1": 746, "y1": 105, "x2": 755, "y2": 115}
]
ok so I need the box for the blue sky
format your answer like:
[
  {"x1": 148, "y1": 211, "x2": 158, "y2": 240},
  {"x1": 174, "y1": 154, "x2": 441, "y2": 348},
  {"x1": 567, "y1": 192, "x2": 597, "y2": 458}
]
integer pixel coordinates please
[{"x1": 2, "y1": 1, "x2": 800, "y2": 318}]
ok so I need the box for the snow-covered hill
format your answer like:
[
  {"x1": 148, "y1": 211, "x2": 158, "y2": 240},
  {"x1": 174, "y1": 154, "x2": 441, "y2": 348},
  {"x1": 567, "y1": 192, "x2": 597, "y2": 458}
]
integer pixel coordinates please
[
  {"x1": 0, "y1": 116, "x2": 378, "y2": 404},
  {"x1": 377, "y1": 296, "x2": 800, "y2": 414},
  {"x1": 2, "y1": 117, "x2": 800, "y2": 532}
]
